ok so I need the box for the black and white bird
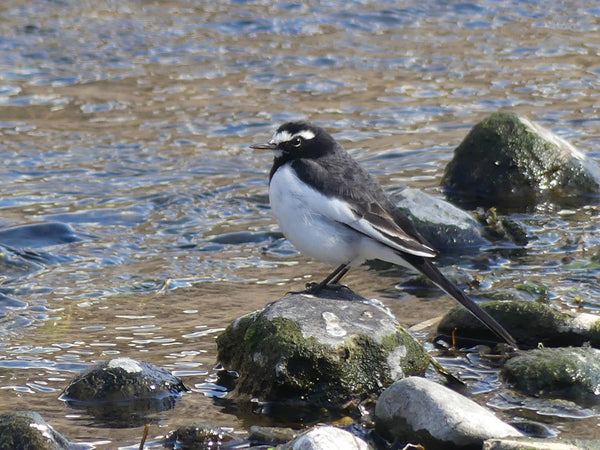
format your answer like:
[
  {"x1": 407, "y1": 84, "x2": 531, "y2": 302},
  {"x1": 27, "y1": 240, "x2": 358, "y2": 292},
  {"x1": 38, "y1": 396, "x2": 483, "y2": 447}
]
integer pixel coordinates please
[{"x1": 251, "y1": 121, "x2": 517, "y2": 346}]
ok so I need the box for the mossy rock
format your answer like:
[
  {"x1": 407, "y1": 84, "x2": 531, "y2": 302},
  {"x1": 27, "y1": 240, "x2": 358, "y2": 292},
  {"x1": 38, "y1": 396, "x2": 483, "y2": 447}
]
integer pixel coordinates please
[
  {"x1": 60, "y1": 358, "x2": 187, "y2": 427},
  {"x1": 442, "y1": 112, "x2": 600, "y2": 209},
  {"x1": 0, "y1": 411, "x2": 70, "y2": 450},
  {"x1": 502, "y1": 347, "x2": 600, "y2": 399},
  {"x1": 438, "y1": 300, "x2": 600, "y2": 349},
  {"x1": 216, "y1": 290, "x2": 429, "y2": 407}
]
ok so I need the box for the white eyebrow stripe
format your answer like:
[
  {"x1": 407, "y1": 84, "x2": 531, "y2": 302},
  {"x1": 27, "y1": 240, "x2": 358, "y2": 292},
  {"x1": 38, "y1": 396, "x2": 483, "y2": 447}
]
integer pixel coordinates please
[
  {"x1": 272, "y1": 130, "x2": 292, "y2": 144},
  {"x1": 272, "y1": 129, "x2": 316, "y2": 144}
]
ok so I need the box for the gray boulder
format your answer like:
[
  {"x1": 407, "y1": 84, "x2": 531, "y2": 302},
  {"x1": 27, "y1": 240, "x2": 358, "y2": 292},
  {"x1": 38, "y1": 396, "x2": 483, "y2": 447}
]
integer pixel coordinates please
[
  {"x1": 442, "y1": 112, "x2": 600, "y2": 208},
  {"x1": 393, "y1": 187, "x2": 489, "y2": 251},
  {"x1": 216, "y1": 288, "x2": 429, "y2": 407},
  {"x1": 375, "y1": 376, "x2": 522, "y2": 449}
]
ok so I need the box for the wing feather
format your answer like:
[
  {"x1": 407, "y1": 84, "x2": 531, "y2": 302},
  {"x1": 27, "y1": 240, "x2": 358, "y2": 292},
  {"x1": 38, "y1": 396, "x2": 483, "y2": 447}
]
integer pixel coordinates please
[{"x1": 347, "y1": 201, "x2": 437, "y2": 258}]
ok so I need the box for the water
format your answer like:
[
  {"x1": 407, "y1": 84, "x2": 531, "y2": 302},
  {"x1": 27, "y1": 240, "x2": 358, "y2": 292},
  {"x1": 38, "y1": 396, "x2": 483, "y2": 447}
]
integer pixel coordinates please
[{"x1": 0, "y1": 0, "x2": 600, "y2": 447}]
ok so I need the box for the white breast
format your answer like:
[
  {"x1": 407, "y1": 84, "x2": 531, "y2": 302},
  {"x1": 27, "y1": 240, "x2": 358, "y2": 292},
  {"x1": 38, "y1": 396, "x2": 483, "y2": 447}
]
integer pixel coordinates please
[{"x1": 269, "y1": 165, "x2": 362, "y2": 266}]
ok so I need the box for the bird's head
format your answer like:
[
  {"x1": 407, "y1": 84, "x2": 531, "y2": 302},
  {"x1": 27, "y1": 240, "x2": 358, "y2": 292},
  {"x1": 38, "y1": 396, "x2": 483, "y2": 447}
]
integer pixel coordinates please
[{"x1": 250, "y1": 121, "x2": 337, "y2": 160}]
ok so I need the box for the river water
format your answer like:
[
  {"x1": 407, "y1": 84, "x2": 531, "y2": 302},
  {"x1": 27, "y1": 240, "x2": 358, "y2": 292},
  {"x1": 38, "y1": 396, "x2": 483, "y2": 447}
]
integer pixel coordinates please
[{"x1": 1, "y1": 0, "x2": 600, "y2": 447}]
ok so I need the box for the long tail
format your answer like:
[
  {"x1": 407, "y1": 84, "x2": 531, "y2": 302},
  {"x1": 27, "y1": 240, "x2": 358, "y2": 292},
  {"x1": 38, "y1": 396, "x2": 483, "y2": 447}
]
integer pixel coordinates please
[{"x1": 404, "y1": 254, "x2": 518, "y2": 347}]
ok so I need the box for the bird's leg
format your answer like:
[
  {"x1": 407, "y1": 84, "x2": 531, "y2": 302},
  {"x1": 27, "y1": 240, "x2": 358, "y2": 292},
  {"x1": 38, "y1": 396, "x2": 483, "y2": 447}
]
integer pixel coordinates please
[
  {"x1": 330, "y1": 266, "x2": 350, "y2": 285},
  {"x1": 305, "y1": 263, "x2": 349, "y2": 295}
]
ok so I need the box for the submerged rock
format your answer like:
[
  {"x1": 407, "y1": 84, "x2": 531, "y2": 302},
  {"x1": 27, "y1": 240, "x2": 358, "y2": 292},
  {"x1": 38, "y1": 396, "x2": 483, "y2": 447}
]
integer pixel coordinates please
[
  {"x1": 0, "y1": 222, "x2": 86, "y2": 249},
  {"x1": 502, "y1": 347, "x2": 600, "y2": 399},
  {"x1": 437, "y1": 300, "x2": 600, "y2": 348},
  {"x1": 249, "y1": 426, "x2": 297, "y2": 445},
  {"x1": 164, "y1": 422, "x2": 241, "y2": 449},
  {"x1": 375, "y1": 376, "x2": 522, "y2": 450},
  {"x1": 483, "y1": 437, "x2": 599, "y2": 450},
  {"x1": 442, "y1": 112, "x2": 600, "y2": 208},
  {"x1": 280, "y1": 425, "x2": 370, "y2": 450},
  {"x1": 60, "y1": 357, "x2": 187, "y2": 426},
  {"x1": 0, "y1": 411, "x2": 70, "y2": 450},
  {"x1": 216, "y1": 288, "x2": 429, "y2": 408},
  {"x1": 392, "y1": 187, "x2": 489, "y2": 251}
]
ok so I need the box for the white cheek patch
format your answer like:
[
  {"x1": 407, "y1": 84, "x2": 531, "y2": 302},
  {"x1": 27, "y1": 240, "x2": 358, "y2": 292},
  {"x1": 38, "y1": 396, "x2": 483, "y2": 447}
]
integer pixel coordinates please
[{"x1": 272, "y1": 129, "x2": 316, "y2": 145}]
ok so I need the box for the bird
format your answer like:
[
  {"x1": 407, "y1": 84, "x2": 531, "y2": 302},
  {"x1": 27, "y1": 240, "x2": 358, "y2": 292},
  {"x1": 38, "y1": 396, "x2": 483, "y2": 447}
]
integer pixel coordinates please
[{"x1": 250, "y1": 121, "x2": 517, "y2": 346}]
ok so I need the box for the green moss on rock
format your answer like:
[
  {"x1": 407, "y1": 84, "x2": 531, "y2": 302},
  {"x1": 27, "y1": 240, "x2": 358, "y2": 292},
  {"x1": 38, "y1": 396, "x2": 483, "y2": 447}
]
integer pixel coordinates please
[
  {"x1": 0, "y1": 411, "x2": 69, "y2": 450},
  {"x1": 438, "y1": 300, "x2": 600, "y2": 348},
  {"x1": 442, "y1": 112, "x2": 600, "y2": 208},
  {"x1": 216, "y1": 294, "x2": 429, "y2": 407},
  {"x1": 502, "y1": 347, "x2": 600, "y2": 398}
]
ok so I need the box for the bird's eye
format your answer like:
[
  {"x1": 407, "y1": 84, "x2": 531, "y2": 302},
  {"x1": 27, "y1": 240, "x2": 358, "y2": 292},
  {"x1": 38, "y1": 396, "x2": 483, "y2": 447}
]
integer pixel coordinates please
[{"x1": 292, "y1": 137, "x2": 302, "y2": 148}]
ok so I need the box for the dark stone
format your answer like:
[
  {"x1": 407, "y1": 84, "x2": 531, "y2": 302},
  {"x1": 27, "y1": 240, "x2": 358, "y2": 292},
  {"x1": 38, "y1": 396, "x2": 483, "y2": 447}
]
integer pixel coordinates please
[
  {"x1": 60, "y1": 357, "x2": 187, "y2": 426},
  {"x1": 441, "y1": 112, "x2": 600, "y2": 209},
  {"x1": 437, "y1": 300, "x2": 600, "y2": 349},
  {"x1": 483, "y1": 437, "x2": 600, "y2": 449},
  {"x1": 249, "y1": 426, "x2": 297, "y2": 445},
  {"x1": 216, "y1": 289, "x2": 429, "y2": 408},
  {"x1": 164, "y1": 422, "x2": 241, "y2": 449},
  {"x1": 0, "y1": 411, "x2": 70, "y2": 450},
  {"x1": 502, "y1": 347, "x2": 600, "y2": 399}
]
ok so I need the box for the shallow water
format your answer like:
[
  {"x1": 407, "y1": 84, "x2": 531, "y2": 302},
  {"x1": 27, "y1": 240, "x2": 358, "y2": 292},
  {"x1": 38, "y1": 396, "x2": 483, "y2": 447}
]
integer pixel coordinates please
[{"x1": 1, "y1": 0, "x2": 600, "y2": 447}]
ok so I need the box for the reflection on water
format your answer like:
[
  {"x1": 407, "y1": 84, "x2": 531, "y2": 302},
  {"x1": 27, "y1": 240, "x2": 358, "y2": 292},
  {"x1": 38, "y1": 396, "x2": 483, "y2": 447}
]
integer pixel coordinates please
[{"x1": 0, "y1": 0, "x2": 599, "y2": 446}]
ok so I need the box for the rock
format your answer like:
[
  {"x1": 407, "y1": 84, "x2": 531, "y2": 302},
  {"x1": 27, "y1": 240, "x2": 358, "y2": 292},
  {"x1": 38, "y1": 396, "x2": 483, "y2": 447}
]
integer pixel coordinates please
[
  {"x1": 375, "y1": 376, "x2": 522, "y2": 449},
  {"x1": 392, "y1": 187, "x2": 489, "y2": 251},
  {"x1": 437, "y1": 300, "x2": 600, "y2": 348},
  {"x1": 502, "y1": 347, "x2": 600, "y2": 399},
  {"x1": 60, "y1": 357, "x2": 187, "y2": 426},
  {"x1": 0, "y1": 222, "x2": 86, "y2": 249},
  {"x1": 280, "y1": 425, "x2": 370, "y2": 450},
  {"x1": 0, "y1": 411, "x2": 70, "y2": 450},
  {"x1": 483, "y1": 437, "x2": 596, "y2": 450},
  {"x1": 441, "y1": 112, "x2": 600, "y2": 208},
  {"x1": 249, "y1": 426, "x2": 297, "y2": 445},
  {"x1": 164, "y1": 422, "x2": 241, "y2": 449},
  {"x1": 216, "y1": 288, "x2": 429, "y2": 408}
]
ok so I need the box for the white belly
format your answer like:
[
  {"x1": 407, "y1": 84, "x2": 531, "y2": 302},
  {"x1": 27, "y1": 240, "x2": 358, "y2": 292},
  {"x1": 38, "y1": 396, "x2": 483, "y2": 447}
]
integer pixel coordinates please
[{"x1": 269, "y1": 165, "x2": 362, "y2": 266}]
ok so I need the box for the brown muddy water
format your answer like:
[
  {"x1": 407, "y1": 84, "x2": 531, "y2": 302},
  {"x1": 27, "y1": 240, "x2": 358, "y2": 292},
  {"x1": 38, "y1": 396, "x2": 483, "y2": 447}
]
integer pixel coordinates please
[{"x1": 1, "y1": 0, "x2": 600, "y2": 447}]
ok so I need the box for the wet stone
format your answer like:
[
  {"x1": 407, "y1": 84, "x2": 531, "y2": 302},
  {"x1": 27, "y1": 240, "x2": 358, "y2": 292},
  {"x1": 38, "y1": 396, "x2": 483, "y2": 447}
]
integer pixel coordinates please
[
  {"x1": 0, "y1": 411, "x2": 70, "y2": 450},
  {"x1": 216, "y1": 288, "x2": 429, "y2": 408},
  {"x1": 279, "y1": 425, "x2": 370, "y2": 450},
  {"x1": 375, "y1": 376, "x2": 522, "y2": 450},
  {"x1": 502, "y1": 347, "x2": 600, "y2": 399},
  {"x1": 442, "y1": 111, "x2": 600, "y2": 208},
  {"x1": 60, "y1": 357, "x2": 187, "y2": 426},
  {"x1": 164, "y1": 422, "x2": 241, "y2": 449},
  {"x1": 483, "y1": 437, "x2": 597, "y2": 450},
  {"x1": 248, "y1": 425, "x2": 297, "y2": 445},
  {"x1": 0, "y1": 222, "x2": 86, "y2": 249},
  {"x1": 392, "y1": 187, "x2": 489, "y2": 252},
  {"x1": 437, "y1": 300, "x2": 600, "y2": 349}
]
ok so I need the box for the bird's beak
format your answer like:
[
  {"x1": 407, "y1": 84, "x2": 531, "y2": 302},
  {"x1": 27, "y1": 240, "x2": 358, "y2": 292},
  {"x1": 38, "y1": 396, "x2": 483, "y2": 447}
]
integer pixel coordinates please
[{"x1": 250, "y1": 141, "x2": 278, "y2": 151}]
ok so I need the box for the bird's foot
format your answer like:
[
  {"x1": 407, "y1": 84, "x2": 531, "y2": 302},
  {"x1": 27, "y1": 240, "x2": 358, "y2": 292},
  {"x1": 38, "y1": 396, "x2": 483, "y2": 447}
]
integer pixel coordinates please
[
  {"x1": 286, "y1": 282, "x2": 322, "y2": 296},
  {"x1": 303, "y1": 282, "x2": 348, "y2": 296}
]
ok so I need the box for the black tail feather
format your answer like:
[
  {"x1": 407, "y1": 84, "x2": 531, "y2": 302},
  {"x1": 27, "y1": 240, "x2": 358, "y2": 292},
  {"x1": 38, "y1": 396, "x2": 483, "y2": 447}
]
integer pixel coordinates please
[{"x1": 404, "y1": 255, "x2": 518, "y2": 347}]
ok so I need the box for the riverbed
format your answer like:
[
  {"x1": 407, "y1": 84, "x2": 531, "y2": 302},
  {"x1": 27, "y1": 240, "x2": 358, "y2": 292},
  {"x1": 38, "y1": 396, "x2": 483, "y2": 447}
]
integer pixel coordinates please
[{"x1": 0, "y1": 0, "x2": 599, "y2": 447}]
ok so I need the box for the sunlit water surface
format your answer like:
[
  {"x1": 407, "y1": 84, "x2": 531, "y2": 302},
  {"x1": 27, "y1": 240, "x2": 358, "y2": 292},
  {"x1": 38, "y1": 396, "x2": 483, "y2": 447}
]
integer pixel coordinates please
[{"x1": 1, "y1": 0, "x2": 600, "y2": 447}]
